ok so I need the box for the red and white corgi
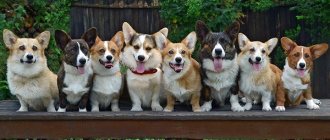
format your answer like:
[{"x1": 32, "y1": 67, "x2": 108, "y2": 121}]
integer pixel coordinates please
[
  {"x1": 238, "y1": 33, "x2": 285, "y2": 111},
  {"x1": 89, "y1": 31, "x2": 124, "y2": 112},
  {"x1": 280, "y1": 37, "x2": 328, "y2": 109},
  {"x1": 155, "y1": 32, "x2": 202, "y2": 112},
  {"x1": 121, "y1": 22, "x2": 168, "y2": 111}
]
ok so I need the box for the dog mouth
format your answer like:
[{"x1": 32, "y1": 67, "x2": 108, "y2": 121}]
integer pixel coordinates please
[
  {"x1": 76, "y1": 65, "x2": 85, "y2": 74},
  {"x1": 296, "y1": 68, "x2": 306, "y2": 77},
  {"x1": 99, "y1": 59, "x2": 113, "y2": 69},
  {"x1": 20, "y1": 59, "x2": 36, "y2": 64},
  {"x1": 249, "y1": 58, "x2": 261, "y2": 71},
  {"x1": 169, "y1": 62, "x2": 184, "y2": 73},
  {"x1": 213, "y1": 57, "x2": 223, "y2": 72}
]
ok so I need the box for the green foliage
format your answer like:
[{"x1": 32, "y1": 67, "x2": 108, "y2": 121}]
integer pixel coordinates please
[{"x1": 243, "y1": 0, "x2": 276, "y2": 12}]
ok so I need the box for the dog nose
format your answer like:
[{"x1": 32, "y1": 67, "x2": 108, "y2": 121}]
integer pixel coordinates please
[
  {"x1": 26, "y1": 54, "x2": 33, "y2": 60},
  {"x1": 175, "y1": 57, "x2": 182, "y2": 63},
  {"x1": 255, "y1": 57, "x2": 261, "y2": 62},
  {"x1": 106, "y1": 55, "x2": 112, "y2": 61},
  {"x1": 138, "y1": 55, "x2": 145, "y2": 61},
  {"x1": 79, "y1": 58, "x2": 86, "y2": 64},
  {"x1": 215, "y1": 49, "x2": 222, "y2": 55},
  {"x1": 299, "y1": 63, "x2": 306, "y2": 68}
]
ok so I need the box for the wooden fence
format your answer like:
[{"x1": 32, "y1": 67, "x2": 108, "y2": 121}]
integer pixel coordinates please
[{"x1": 70, "y1": 0, "x2": 329, "y2": 98}]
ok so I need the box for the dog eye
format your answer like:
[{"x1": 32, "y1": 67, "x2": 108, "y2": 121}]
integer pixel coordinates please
[
  {"x1": 294, "y1": 52, "x2": 300, "y2": 57},
  {"x1": 133, "y1": 45, "x2": 139, "y2": 49},
  {"x1": 169, "y1": 50, "x2": 174, "y2": 54},
  {"x1": 99, "y1": 49, "x2": 105, "y2": 54},
  {"x1": 145, "y1": 47, "x2": 152, "y2": 51},
  {"x1": 304, "y1": 53, "x2": 310, "y2": 58},
  {"x1": 19, "y1": 45, "x2": 25, "y2": 51},
  {"x1": 32, "y1": 45, "x2": 38, "y2": 51},
  {"x1": 250, "y1": 48, "x2": 255, "y2": 52},
  {"x1": 111, "y1": 48, "x2": 116, "y2": 53},
  {"x1": 261, "y1": 49, "x2": 266, "y2": 54},
  {"x1": 181, "y1": 50, "x2": 186, "y2": 54}
]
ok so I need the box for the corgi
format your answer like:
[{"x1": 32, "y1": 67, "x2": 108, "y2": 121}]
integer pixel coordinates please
[
  {"x1": 155, "y1": 31, "x2": 202, "y2": 112},
  {"x1": 280, "y1": 37, "x2": 328, "y2": 109},
  {"x1": 3, "y1": 29, "x2": 58, "y2": 112},
  {"x1": 88, "y1": 31, "x2": 124, "y2": 112},
  {"x1": 238, "y1": 33, "x2": 285, "y2": 111},
  {"x1": 121, "y1": 22, "x2": 167, "y2": 111},
  {"x1": 195, "y1": 20, "x2": 244, "y2": 112},
  {"x1": 55, "y1": 28, "x2": 96, "y2": 112}
]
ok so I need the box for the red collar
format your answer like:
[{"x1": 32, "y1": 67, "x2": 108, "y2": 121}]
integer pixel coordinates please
[{"x1": 131, "y1": 69, "x2": 158, "y2": 75}]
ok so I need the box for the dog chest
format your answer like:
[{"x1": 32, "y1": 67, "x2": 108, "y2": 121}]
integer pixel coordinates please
[
  {"x1": 62, "y1": 73, "x2": 90, "y2": 102},
  {"x1": 92, "y1": 75, "x2": 122, "y2": 95},
  {"x1": 204, "y1": 68, "x2": 238, "y2": 91},
  {"x1": 164, "y1": 76, "x2": 191, "y2": 102}
]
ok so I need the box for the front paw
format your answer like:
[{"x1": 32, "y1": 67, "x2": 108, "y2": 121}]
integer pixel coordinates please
[
  {"x1": 79, "y1": 108, "x2": 87, "y2": 112},
  {"x1": 262, "y1": 105, "x2": 272, "y2": 111},
  {"x1": 131, "y1": 106, "x2": 143, "y2": 111},
  {"x1": 201, "y1": 101, "x2": 212, "y2": 112},
  {"x1": 313, "y1": 98, "x2": 322, "y2": 105},
  {"x1": 244, "y1": 103, "x2": 252, "y2": 111},
  {"x1": 111, "y1": 107, "x2": 120, "y2": 112},
  {"x1": 231, "y1": 104, "x2": 244, "y2": 112},
  {"x1": 307, "y1": 104, "x2": 320, "y2": 110},
  {"x1": 57, "y1": 107, "x2": 66, "y2": 112},
  {"x1": 151, "y1": 104, "x2": 163, "y2": 111},
  {"x1": 193, "y1": 108, "x2": 202, "y2": 112},
  {"x1": 163, "y1": 107, "x2": 173, "y2": 112},
  {"x1": 275, "y1": 106, "x2": 285, "y2": 112},
  {"x1": 17, "y1": 107, "x2": 28, "y2": 112}
]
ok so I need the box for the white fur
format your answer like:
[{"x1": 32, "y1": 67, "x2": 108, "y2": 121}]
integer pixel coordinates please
[
  {"x1": 306, "y1": 99, "x2": 320, "y2": 109},
  {"x1": 212, "y1": 42, "x2": 225, "y2": 58},
  {"x1": 201, "y1": 100, "x2": 212, "y2": 112},
  {"x1": 76, "y1": 42, "x2": 88, "y2": 66},
  {"x1": 297, "y1": 47, "x2": 306, "y2": 69},
  {"x1": 230, "y1": 94, "x2": 244, "y2": 112}
]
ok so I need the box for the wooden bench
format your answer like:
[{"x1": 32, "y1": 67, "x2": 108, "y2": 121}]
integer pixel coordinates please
[{"x1": 1, "y1": 99, "x2": 330, "y2": 139}]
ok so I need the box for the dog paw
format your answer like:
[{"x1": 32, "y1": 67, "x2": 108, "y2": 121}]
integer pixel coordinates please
[
  {"x1": 193, "y1": 108, "x2": 202, "y2": 112},
  {"x1": 111, "y1": 107, "x2": 120, "y2": 112},
  {"x1": 201, "y1": 101, "x2": 212, "y2": 112},
  {"x1": 57, "y1": 107, "x2": 66, "y2": 112},
  {"x1": 131, "y1": 106, "x2": 143, "y2": 111},
  {"x1": 152, "y1": 104, "x2": 163, "y2": 111},
  {"x1": 47, "y1": 108, "x2": 56, "y2": 112},
  {"x1": 262, "y1": 105, "x2": 272, "y2": 111},
  {"x1": 240, "y1": 97, "x2": 247, "y2": 103},
  {"x1": 17, "y1": 107, "x2": 28, "y2": 112},
  {"x1": 243, "y1": 103, "x2": 252, "y2": 111},
  {"x1": 91, "y1": 107, "x2": 100, "y2": 112},
  {"x1": 307, "y1": 104, "x2": 320, "y2": 110},
  {"x1": 231, "y1": 104, "x2": 245, "y2": 112},
  {"x1": 163, "y1": 107, "x2": 173, "y2": 112},
  {"x1": 313, "y1": 98, "x2": 322, "y2": 105},
  {"x1": 79, "y1": 108, "x2": 87, "y2": 112},
  {"x1": 275, "y1": 106, "x2": 285, "y2": 112}
]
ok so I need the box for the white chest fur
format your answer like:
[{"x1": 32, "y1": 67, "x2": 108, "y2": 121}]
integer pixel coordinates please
[
  {"x1": 282, "y1": 65, "x2": 308, "y2": 101},
  {"x1": 163, "y1": 75, "x2": 191, "y2": 102},
  {"x1": 239, "y1": 72, "x2": 268, "y2": 95},
  {"x1": 93, "y1": 74, "x2": 122, "y2": 95}
]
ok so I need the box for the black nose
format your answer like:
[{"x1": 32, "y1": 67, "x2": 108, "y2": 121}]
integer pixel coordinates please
[
  {"x1": 26, "y1": 54, "x2": 33, "y2": 60},
  {"x1": 175, "y1": 57, "x2": 182, "y2": 63},
  {"x1": 79, "y1": 58, "x2": 86, "y2": 64},
  {"x1": 138, "y1": 55, "x2": 145, "y2": 61},
  {"x1": 106, "y1": 55, "x2": 113, "y2": 61},
  {"x1": 255, "y1": 57, "x2": 261, "y2": 62},
  {"x1": 299, "y1": 63, "x2": 306, "y2": 68},
  {"x1": 215, "y1": 49, "x2": 222, "y2": 55}
]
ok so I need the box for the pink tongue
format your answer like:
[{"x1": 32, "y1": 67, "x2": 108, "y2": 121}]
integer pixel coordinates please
[
  {"x1": 297, "y1": 69, "x2": 305, "y2": 77},
  {"x1": 213, "y1": 59, "x2": 222, "y2": 72},
  {"x1": 136, "y1": 62, "x2": 145, "y2": 73},
  {"x1": 252, "y1": 63, "x2": 261, "y2": 71},
  {"x1": 104, "y1": 63, "x2": 113, "y2": 68},
  {"x1": 77, "y1": 67, "x2": 85, "y2": 74},
  {"x1": 174, "y1": 65, "x2": 183, "y2": 72}
]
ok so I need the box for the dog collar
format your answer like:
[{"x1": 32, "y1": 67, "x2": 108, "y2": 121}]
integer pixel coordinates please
[{"x1": 131, "y1": 69, "x2": 158, "y2": 75}]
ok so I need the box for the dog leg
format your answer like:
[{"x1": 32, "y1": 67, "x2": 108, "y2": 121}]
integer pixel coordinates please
[
  {"x1": 243, "y1": 95, "x2": 253, "y2": 111},
  {"x1": 111, "y1": 98, "x2": 120, "y2": 112},
  {"x1": 58, "y1": 92, "x2": 67, "y2": 112},
  {"x1": 151, "y1": 89, "x2": 163, "y2": 111},
  {"x1": 78, "y1": 93, "x2": 89, "y2": 112},
  {"x1": 17, "y1": 96, "x2": 28, "y2": 112},
  {"x1": 129, "y1": 91, "x2": 143, "y2": 111},
  {"x1": 191, "y1": 93, "x2": 201, "y2": 112},
  {"x1": 230, "y1": 94, "x2": 244, "y2": 112},
  {"x1": 91, "y1": 100, "x2": 100, "y2": 112},
  {"x1": 201, "y1": 100, "x2": 213, "y2": 112},
  {"x1": 303, "y1": 88, "x2": 319, "y2": 109},
  {"x1": 201, "y1": 86, "x2": 212, "y2": 112},
  {"x1": 46, "y1": 99, "x2": 56, "y2": 112},
  {"x1": 261, "y1": 91, "x2": 272, "y2": 111},
  {"x1": 164, "y1": 93, "x2": 175, "y2": 112}
]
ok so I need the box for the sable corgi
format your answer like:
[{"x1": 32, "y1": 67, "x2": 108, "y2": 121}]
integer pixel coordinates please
[
  {"x1": 238, "y1": 33, "x2": 285, "y2": 111},
  {"x1": 155, "y1": 31, "x2": 202, "y2": 112},
  {"x1": 3, "y1": 29, "x2": 58, "y2": 112},
  {"x1": 88, "y1": 31, "x2": 124, "y2": 112},
  {"x1": 55, "y1": 28, "x2": 97, "y2": 112},
  {"x1": 195, "y1": 20, "x2": 244, "y2": 112},
  {"x1": 280, "y1": 37, "x2": 328, "y2": 109},
  {"x1": 121, "y1": 22, "x2": 167, "y2": 111}
]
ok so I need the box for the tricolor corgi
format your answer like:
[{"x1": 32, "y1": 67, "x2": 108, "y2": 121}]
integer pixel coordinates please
[
  {"x1": 195, "y1": 20, "x2": 244, "y2": 112},
  {"x1": 55, "y1": 28, "x2": 96, "y2": 112},
  {"x1": 238, "y1": 33, "x2": 285, "y2": 111},
  {"x1": 280, "y1": 37, "x2": 328, "y2": 109},
  {"x1": 89, "y1": 31, "x2": 124, "y2": 112},
  {"x1": 3, "y1": 29, "x2": 58, "y2": 112},
  {"x1": 121, "y1": 22, "x2": 167, "y2": 111},
  {"x1": 155, "y1": 31, "x2": 202, "y2": 112}
]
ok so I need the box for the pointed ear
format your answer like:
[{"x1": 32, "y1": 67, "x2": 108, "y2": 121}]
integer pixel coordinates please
[
  {"x1": 238, "y1": 33, "x2": 250, "y2": 50},
  {"x1": 195, "y1": 20, "x2": 210, "y2": 42},
  {"x1": 111, "y1": 31, "x2": 125, "y2": 49},
  {"x1": 158, "y1": 28, "x2": 168, "y2": 37},
  {"x1": 81, "y1": 27, "x2": 97, "y2": 47},
  {"x1": 55, "y1": 30, "x2": 71, "y2": 50},
  {"x1": 35, "y1": 31, "x2": 50, "y2": 48},
  {"x1": 122, "y1": 22, "x2": 136, "y2": 45},
  {"x1": 266, "y1": 38, "x2": 278, "y2": 53},
  {"x1": 153, "y1": 31, "x2": 167, "y2": 50},
  {"x1": 280, "y1": 37, "x2": 297, "y2": 55},
  {"x1": 225, "y1": 21, "x2": 240, "y2": 42},
  {"x1": 3, "y1": 29, "x2": 18, "y2": 48},
  {"x1": 181, "y1": 32, "x2": 197, "y2": 53},
  {"x1": 310, "y1": 43, "x2": 329, "y2": 59}
]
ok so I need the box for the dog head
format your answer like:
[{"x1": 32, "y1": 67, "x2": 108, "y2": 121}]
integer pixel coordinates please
[
  {"x1": 3, "y1": 29, "x2": 50, "y2": 66},
  {"x1": 156, "y1": 31, "x2": 197, "y2": 75},
  {"x1": 196, "y1": 20, "x2": 240, "y2": 72},
  {"x1": 55, "y1": 28, "x2": 97, "y2": 74},
  {"x1": 90, "y1": 31, "x2": 124, "y2": 71},
  {"x1": 281, "y1": 37, "x2": 328, "y2": 77},
  {"x1": 238, "y1": 33, "x2": 278, "y2": 71},
  {"x1": 121, "y1": 22, "x2": 168, "y2": 73}
]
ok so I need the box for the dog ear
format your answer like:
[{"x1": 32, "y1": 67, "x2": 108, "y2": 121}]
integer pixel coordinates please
[
  {"x1": 280, "y1": 37, "x2": 297, "y2": 55},
  {"x1": 195, "y1": 20, "x2": 210, "y2": 43},
  {"x1": 81, "y1": 27, "x2": 97, "y2": 47},
  {"x1": 158, "y1": 28, "x2": 168, "y2": 37},
  {"x1": 225, "y1": 21, "x2": 240, "y2": 42},
  {"x1": 55, "y1": 30, "x2": 71, "y2": 50},
  {"x1": 122, "y1": 22, "x2": 137, "y2": 45},
  {"x1": 238, "y1": 33, "x2": 250, "y2": 50},
  {"x1": 310, "y1": 43, "x2": 329, "y2": 60},
  {"x1": 153, "y1": 31, "x2": 167, "y2": 50},
  {"x1": 111, "y1": 31, "x2": 125, "y2": 50},
  {"x1": 3, "y1": 29, "x2": 18, "y2": 49},
  {"x1": 182, "y1": 31, "x2": 197, "y2": 53},
  {"x1": 35, "y1": 31, "x2": 50, "y2": 48},
  {"x1": 266, "y1": 37, "x2": 278, "y2": 53}
]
